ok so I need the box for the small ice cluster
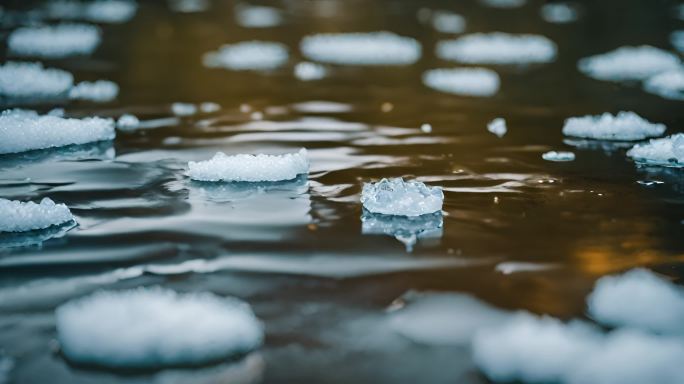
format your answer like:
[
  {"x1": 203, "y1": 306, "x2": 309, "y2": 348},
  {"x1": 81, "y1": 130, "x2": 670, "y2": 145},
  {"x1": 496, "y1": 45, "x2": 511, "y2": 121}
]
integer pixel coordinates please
[
  {"x1": 69, "y1": 80, "x2": 119, "y2": 102},
  {"x1": 0, "y1": 62, "x2": 73, "y2": 100},
  {"x1": 540, "y1": 3, "x2": 579, "y2": 24},
  {"x1": 300, "y1": 32, "x2": 421, "y2": 66},
  {"x1": 643, "y1": 68, "x2": 684, "y2": 101},
  {"x1": 487, "y1": 118, "x2": 507, "y2": 137},
  {"x1": 188, "y1": 148, "x2": 309, "y2": 182},
  {"x1": 56, "y1": 287, "x2": 263, "y2": 368},
  {"x1": 627, "y1": 133, "x2": 684, "y2": 167},
  {"x1": 562, "y1": 111, "x2": 666, "y2": 141},
  {"x1": 294, "y1": 62, "x2": 327, "y2": 81},
  {"x1": 361, "y1": 178, "x2": 443, "y2": 217},
  {"x1": 437, "y1": 33, "x2": 557, "y2": 64},
  {"x1": 422, "y1": 68, "x2": 500, "y2": 97},
  {"x1": 361, "y1": 211, "x2": 443, "y2": 252},
  {"x1": 0, "y1": 198, "x2": 74, "y2": 233},
  {"x1": 8, "y1": 24, "x2": 101, "y2": 59},
  {"x1": 116, "y1": 114, "x2": 140, "y2": 131},
  {"x1": 542, "y1": 151, "x2": 575, "y2": 162},
  {"x1": 0, "y1": 109, "x2": 115, "y2": 154},
  {"x1": 235, "y1": 5, "x2": 282, "y2": 28},
  {"x1": 430, "y1": 11, "x2": 466, "y2": 34},
  {"x1": 203, "y1": 41, "x2": 289, "y2": 70},
  {"x1": 47, "y1": 0, "x2": 138, "y2": 24},
  {"x1": 578, "y1": 46, "x2": 681, "y2": 82}
]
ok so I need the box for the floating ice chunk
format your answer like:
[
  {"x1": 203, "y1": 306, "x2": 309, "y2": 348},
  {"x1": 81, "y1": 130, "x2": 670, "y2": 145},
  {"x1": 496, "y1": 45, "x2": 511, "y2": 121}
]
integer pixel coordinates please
[
  {"x1": 83, "y1": 0, "x2": 138, "y2": 23},
  {"x1": 235, "y1": 5, "x2": 282, "y2": 28},
  {"x1": 437, "y1": 33, "x2": 557, "y2": 64},
  {"x1": 300, "y1": 32, "x2": 421, "y2": 66},
  {"x1": 430, "y1": 11, "x2": 466, "y2": 34},
  {"x1": 479, "y1": 0, "x2": 526, "y2": 8},
  {"x1": 116, "y1": 114, "x2": 140, "y2": 131},
  {"x1": 542, "y1": 151, "x2": 575, "y2": 162},
  {"x1": 200, "y1": 102, "x2": 221, "y2": 113},
  {"x1": 56, "y1": 287, "x2": 263, "y2": 368},
  {"x1": 188, "y1": 148, "x2": 309, "y2": 182},
  {"x1": 203, "y1": 41, "x2": 289, "y2": 70},
  {"x1": 8, "y1": 24, "x2": 101, "y2": 58},
  {"x1": 361, "y1": 211, "x2": 442, "y2": 252},
  {"x1": 643, "y1": 68, "x2": 684, "y2": 101},
  {"x1": 627, "y1": 134, "x2": 684, "y2": 167},
  {"x1": 69, "y1": 80, "x2": 119, "y2": 102},
  {"x1": 0, "y1": 198, "x2": 74, "y2": 233},
  {"x1": 487, "y1": 118, "x2": 507, "y2": 137},
  {"x1": 540, "y1": 3, "x2": 579, "y2": 23},
  {"x1": 578, "y1": 46, "x2": 681, "y2": 82},
  {"x1": 562, "y1": 111, "x2": 666, "y2": 141},
  {"x1": 171, "y1": 102, "x2": 197, "y2": 116},
  {"x1": 587, "y1": 268, "x2": 684, "y2": 334},
  {"x1": 420, "y1": 123, "x2": 432, "y2": 133},
  {"x1": 423, "y1": 68, "x2": 500, "y2": 97},
  {"x1": 0, "y1": 109, "x2": 115, "y2": 154},
  {"x1": 294, "y1": 62, "x2": 327, "y2": 81},
  {"x1": 672, "y1": 31, "x2": 684, "y2": 52},
  {"x1": 0, "y1": 62, "x2": 73, "y2": 100},
  {"x1": 361, "y1": 178, "x2": 443, "y2": 217}
]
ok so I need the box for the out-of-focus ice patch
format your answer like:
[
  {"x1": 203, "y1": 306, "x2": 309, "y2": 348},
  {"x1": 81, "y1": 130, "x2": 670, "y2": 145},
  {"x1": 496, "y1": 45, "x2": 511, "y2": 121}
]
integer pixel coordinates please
[
  {"x1": 627, "y1": 133, "x2": 684, "y2": 167},
  {"x1": 487, "y1": 118, "x2": 507, "y2": 137},
  {"x1": 361, "y1": 178, "x2": 443, "y2": 217},
  {"x1": 672, "y1": 31, "x2": 684, "y2": 52},
  {"x1": 422, "y1": 68, "x2": 500, "y2": 97},
  {"x1": 68, "y1": 80, "x2": 119, "y2": 102},
  {"x1": 235, "y1": 5, "x2": 283, "y2": 28},
  {"x1": 84, "y1": 0, "x2": 138, "y2": 23},
  {"x1": 0, "y1": 109, "x2": 115, "y2": 154},
  {"x1": 8, "y1": 24, "x2": 101, "y2": 58},
  {"x1": 300, "y1": 32, "x2": 421, "y2": 66},
  {"x1": 171, "y1": 102, "x2": 197, "y2": 116},
  {"x1": 361, "y1": 211, "x2": 442, "y2": 252},
  {"x1": 479, "y1": 0, "x2": 526, "y2": 8},
  {"x1": 430, "y1": 11, "x2": 466, "y2": 34},
  {"x1": 294, "y1": 62, "x2": 327, "y2": 81},
  {"x1": 0, "y1": 198, "x2": 74, "y2": 233},
  {"x1": 168, "y1": 0, "x2": 210, "y2": 13},
  {"x1": 540, "y1": 3, "x2": 579, "y2": 23},
  {"x1": 562, "y1": 111, "x2": 666, "y2": 141},
  {"x1": 291, "y1": 101, "x2": 351, "y2": 113},
  {"x1": 56, "y1": 287, "x2": 263, "y2": 368},
  {"x1": 116, "y1": 114, "x2": 140, "y2": 131},
  {"x1": 203, "y1": 41, "x2": 289, "y2": 70},
  {"x1": 200, "y1": 102, "x2": 221, "y2": 113},
  {"x1": 578, "y1": 46, "x2": 681, "y2": 82},
  {"x1": 587, "y1": 268, "x2": 684, "y2": 334},
  {"x1": 643, "y1": 68, "x2": 684, "y2": 101},
  {"x1": 542, "y1": 151, "x2": 575, "y2": 162},
  {"x1": 437, "y1": 33, "x2": 557, "y2": 64},
  {"x1": 188, "y1": 148, "x2": 309, "y2": 182},
  {"x1": 0, "y1": 62, "x2": 73, "y2": 100},
  {"x1": 0, "y1": 355, "x2": 13, "y2": 384},
  {"x1": 495, "y1": 261, "x2": 559, "y2": 274}
]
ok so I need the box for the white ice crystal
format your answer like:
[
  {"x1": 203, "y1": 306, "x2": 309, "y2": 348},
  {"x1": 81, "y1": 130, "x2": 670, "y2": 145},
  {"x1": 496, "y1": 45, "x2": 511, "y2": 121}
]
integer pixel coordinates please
[
  {"x1": 56, "y1": 287, "x2": 263, "y2": 368},
  {"x1": 436, "y1": 33, "x2": 557, "y2": 64},
  {"x1": 8, "y1": 24, "x2": 101, "y2": 59},
  {"x1": 0, "y1": 109, "x2": 115, "y2": 154},
  {"x1": 542, "y1": 151, "x2": 575, "y2": 162},
  {"x1": 360, "y1": 178, "x2": 443, "y2": 217},
  {"x1": 361, "y1": 211, "x2": 442, "y2": 252},
  {"x1": 487, "y1": 118, "x2": 507, "y2": 137},
  {"x1": 235, "y1": 5, "x2": 282, "y2": 28},
  {"x1": 627, "y1": 133, "x2": 684, "y2": 167},
  {"x1": 300, "y1": 32, "x2": 421, "y2": 66},
  {"x1": 479, "y1": 0, "x2": 526, "y2": 8},
  {"x1": 430, "y1": 11, "x2": 466, "y2": 34},
  {"x1": 203, "y1": 41, "x2": 289, "y2": 70},
  {"x1": 0, "y1": 62, "x2": 74, "y2": 99},
  {"x1": 422, "y1": 68, "x2": 500, "y2": 97},
  {"x1": 578, "y1": 46, "x2": 681, "y2": 82},
  {"x1": 188, "y1": 148, "x2": 309, "y2": 182},
  {"x1": 69, "y1": 80, "x2": 119, "y2": 102},
  {"x1": 643, "y1": 68, "x2": 684, "y2": 101},
  {"x1": 540, "y1": 3, "x2": 579, "y2": 24},
  {"x1": 294, "y1": 62, "x2": 327, "y2": 81},
  {"x1": 0, "y1": 198, "x2": 74, "y2": 233},
  {"x1": 116, "y1": 114, "x2": 140, "y2": 131},
  {"x1": 562, "y1": 111, "x2": 666, "y2": 141}
]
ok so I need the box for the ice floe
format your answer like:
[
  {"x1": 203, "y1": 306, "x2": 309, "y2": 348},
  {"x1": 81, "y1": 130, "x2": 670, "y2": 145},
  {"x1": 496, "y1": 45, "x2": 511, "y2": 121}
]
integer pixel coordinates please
[
  {"x1": 643, "y1": 68, "x2": 684, "y2": 101},
  {"x1": 0, "y1": 198, "x2": 74, "y2": 233},
  {"x1": 47, "y1": 0, "x2": 138, "y2": 24},
  {"x1": 300, "y1": 32, "x2": 421, "y2": 66},
  {"x1": 8, "y1": 24, "x2": 100, "y2": 59},
  {"x1": 487, "y1": 118, "x2": 507, "y2": 137},
  {"x1": 68, "y1": 80, "x2": 119, "y2": 102},
  {"x1": 235, "y1": 4, "x2": 282, "y2": 28},
  {"x1": 578, "y1": 46, "x2": 681, "y2": 82},
  {"x1": 479, "y1": 0, "x2": 526, "y2": 8},
  {"x1": 361, "y1": 211, "x2": 442, "y2": 252},
  {"x1": 422, "y1": 68, "x2": 500, "y2": 97},
  {"x1": 361, "y1": 178, "x2": 443, "y2": 217},
  {"x1": 542, "y1": 151, "x2": 575, "y2": 162},
  {"x1": 294, "y1": 62, "x2": 327, "y2": 81},
  {"x1": 436, "y1": 33, "x2": 557, "y2": 64},
  {"x1": 429, "y1": 11, "x2": 466, "y2": 34},
  {"x1": 0, "y1": 62, "x2": 73, "y2": 100},
  {"x1": 188, "y1": 148, "x2": 309, "y2": 182},
  {"x1": 116, "y1": 114, "x2": 140, "y2": 131},
  {"x1": 203, "y1": 41, "x2": 289, "y2": 70},
  {"x1": 562, "y1": 111, "x2": 666, "y2": 141},
  {"x1": 0, "y1": 109, "x2": 115, "y2": 154},
  {"x1": 540, "y1": 3, "x2": 579, "y2": 23},
  {"x1": 627, "y1": 134, "x2": 684, "y2": 167},
  {"x1": 56, "y1": 287, "x2": 263, "y2": 368}
]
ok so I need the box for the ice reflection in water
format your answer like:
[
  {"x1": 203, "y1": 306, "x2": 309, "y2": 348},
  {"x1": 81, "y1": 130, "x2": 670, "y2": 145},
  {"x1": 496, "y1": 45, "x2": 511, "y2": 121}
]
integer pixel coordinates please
[{"x1": 361, "y1": 210, "x2": 443, "y2": 252}]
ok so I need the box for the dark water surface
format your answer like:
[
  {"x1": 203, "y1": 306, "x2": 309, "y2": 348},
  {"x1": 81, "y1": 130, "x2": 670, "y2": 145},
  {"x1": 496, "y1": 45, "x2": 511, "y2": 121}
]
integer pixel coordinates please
[{"x1": 1, "y1": 0, "x2": 683, "y2": 383}]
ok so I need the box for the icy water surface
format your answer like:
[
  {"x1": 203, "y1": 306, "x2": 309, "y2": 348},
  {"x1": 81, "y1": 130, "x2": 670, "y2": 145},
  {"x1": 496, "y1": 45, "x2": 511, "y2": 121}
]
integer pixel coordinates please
[{"x1": 1, "y1": 0, "x2": 684, "y2": 383}]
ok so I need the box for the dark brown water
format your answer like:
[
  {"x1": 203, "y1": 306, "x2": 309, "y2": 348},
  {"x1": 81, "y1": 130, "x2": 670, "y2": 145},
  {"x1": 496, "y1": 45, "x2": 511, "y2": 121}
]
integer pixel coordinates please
[{"x1": 1, "y1": 0, "x2": 683, "y2": 383}]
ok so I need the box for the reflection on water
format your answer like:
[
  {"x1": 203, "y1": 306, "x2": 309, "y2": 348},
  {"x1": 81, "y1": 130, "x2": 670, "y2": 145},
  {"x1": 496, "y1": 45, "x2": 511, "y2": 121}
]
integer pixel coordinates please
[{"x1": 361, "y1": 210, "x2": 443, "y2": 252}]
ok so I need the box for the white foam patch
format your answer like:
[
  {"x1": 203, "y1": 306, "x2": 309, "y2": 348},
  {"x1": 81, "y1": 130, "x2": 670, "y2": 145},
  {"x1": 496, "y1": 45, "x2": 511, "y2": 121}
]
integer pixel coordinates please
[
  {"x1": 480, "y1": 0, "x2": 526, "y2": 8},
  {"x1": 487, "y1": 117, "x2": 507, "y2": 137},
  {"x1": 540, "y1": 3, "x2": 579, "y2": 23},
  {"x1": 562, "y1": 111, "x2": 666, "y2": 141},
  {"x1": 0, "y1": 109, "x2": 115, "y2": 154},
  {"x1": 300, "y1": 32, "x2": 421, "y2": 66},
  {"x1": 542, "y1": 151, "x2": 575, "y2": 162},
  {"x1": 361, "y1": 211, "x2": 442, "y2": 252},
  {"x1": 361, "y1": 178, "x2": 443, "y2": 217},
  {"x1": 422, "y1": 68, "x2": 500, "y2": 97},
  {"x1": 437, "y1": 33, "x2": 557, "y2": 64},
  {"x1": 235, "y1": 5, "x2": 283, "y2": 28},
  {"x1": 68, "y1": 80, "x2": 119, "y2": 102},
  {"x1": 0, "y1": 198, "x2": 74, "y2": 233},
  {"x1": 430, "y1": 11, "x2": 466, "y2": 34},
  {"x1": 673, "y1": 31, "x2": 684, "y2": 52},
  {"x1": 0, "y1": 62, "x2": 74, "y2": 99},
  {"x1": 56, "y1": 287, "x2": 263, "y2": 368},
  {"x1": 188, "y1": 148, "x2": 309, "y2": 182},
  {"x1": 294, "y1": 62, "x2": 327, "y2": 81},
  {"x1": 578, "y1": 46, "x2": 681, "y2": 82},
  {"x1": 8, "y1": 24, "x2": 100, "y2": 59},
  {"x1": 627, "y1": 133, "x2": 684, "y2": 167},
  {"x1": 203, "y1": 41, "x2": 289, "y2": 70},
  {"x1": 643, "y1": 68, "x2": 684, "y2": 101}
]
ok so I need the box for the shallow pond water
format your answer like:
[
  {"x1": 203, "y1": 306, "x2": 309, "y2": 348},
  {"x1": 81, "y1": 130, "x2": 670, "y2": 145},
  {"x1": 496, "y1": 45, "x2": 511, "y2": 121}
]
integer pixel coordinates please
[{"x1": 1, "y1": 0, "x2": 683, "y2": 383}]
